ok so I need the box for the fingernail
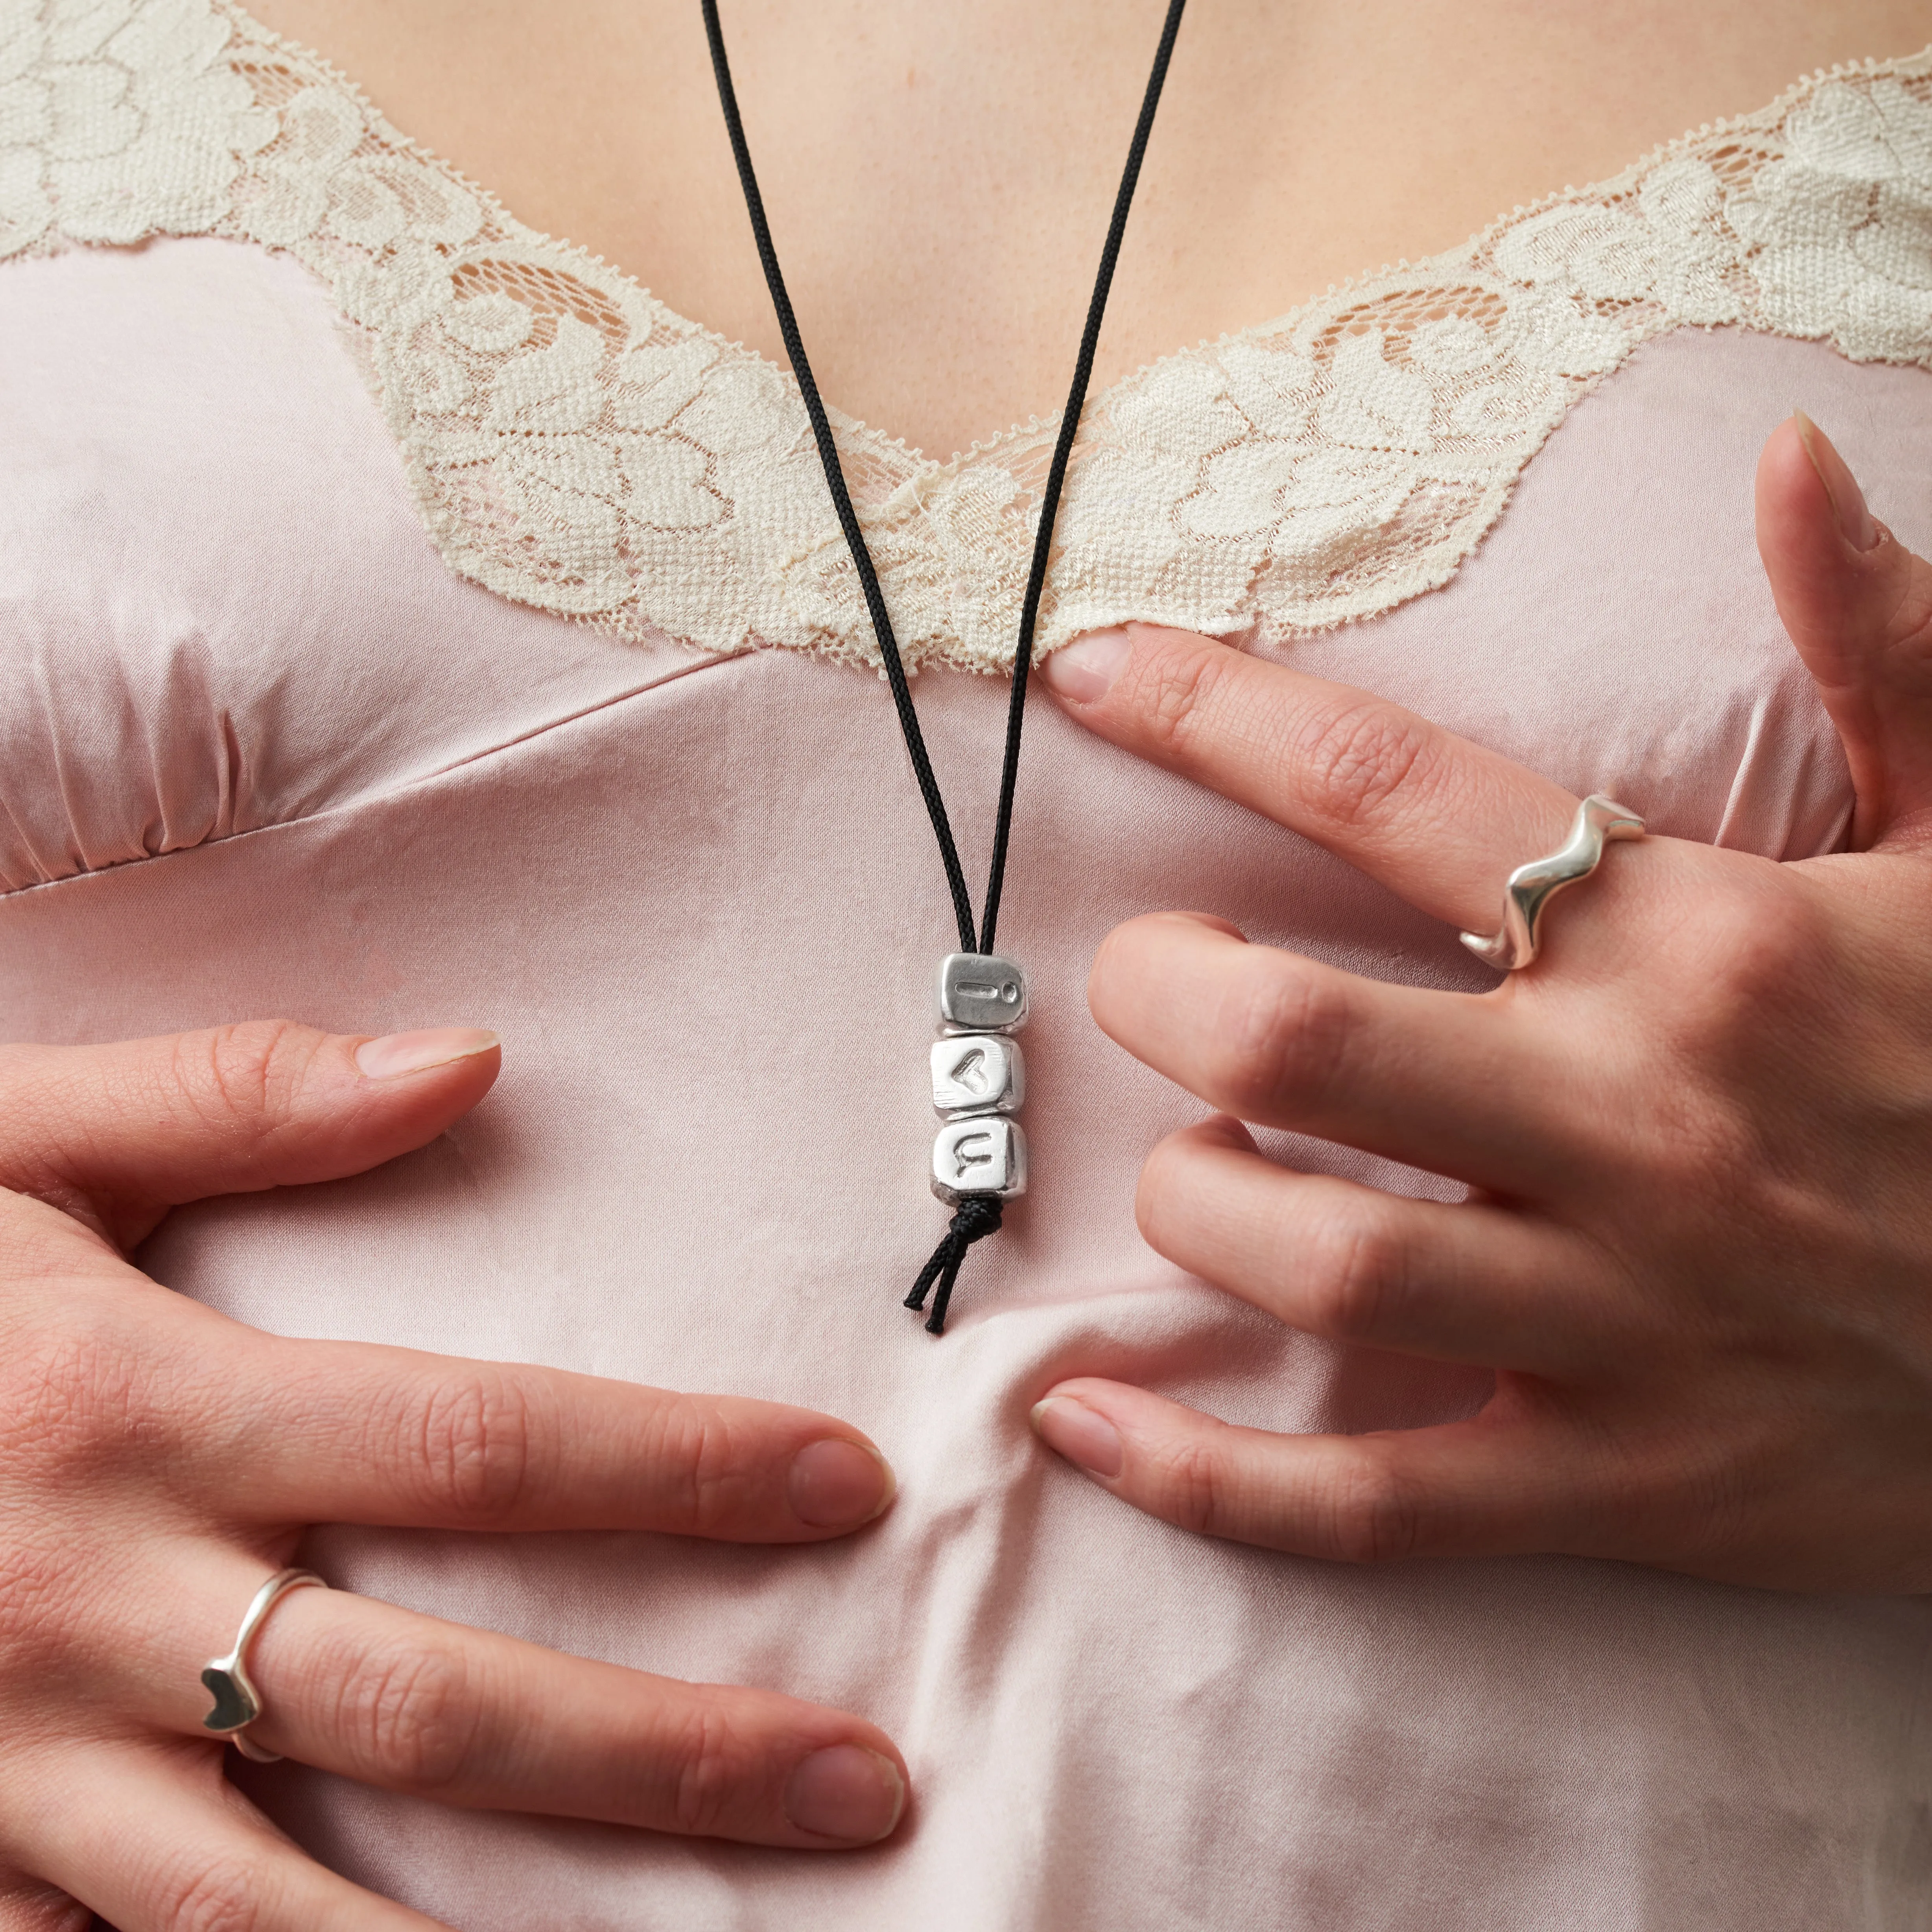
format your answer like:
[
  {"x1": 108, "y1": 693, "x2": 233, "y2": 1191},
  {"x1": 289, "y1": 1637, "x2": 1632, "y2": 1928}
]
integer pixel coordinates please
[
  {"x1": 1030, "y1": 1396, "x2": 1124, "y2": 1479},
  {"x1": 788, "y1": 1438, "x2": 896, "y2": 1528},
  {"x1": 1794, "y1": 411, "x2": 1878, "y2": 551},
  {"x1": 1040, "y1": 628, "x2": 1132, "y2": 703},
  {"x1": 783, "y1": 1744, "x2": 907, "y2": 1843},
  {"x1": 354, "y1": 1028, "x2": 500, "y2": 1080}
]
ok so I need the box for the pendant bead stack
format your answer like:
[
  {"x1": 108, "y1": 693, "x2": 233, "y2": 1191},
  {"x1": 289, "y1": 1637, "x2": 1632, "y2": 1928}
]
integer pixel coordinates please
[
  {"x1": 703, "y1": 0, "x2": 1186, "y2": 1330},
  {"x1": 930, "y1": 954, "x2": 1029, "y2": 1205}
]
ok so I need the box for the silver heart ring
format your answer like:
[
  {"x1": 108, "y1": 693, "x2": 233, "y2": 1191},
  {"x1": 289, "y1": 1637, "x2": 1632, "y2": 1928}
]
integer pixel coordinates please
[
  {"x1": 1461, "y1": 795, "x2": 1647, "y2": 972},
  {"x1": 200, "y1": 1567, "x2": 328, "y2": 1762}
]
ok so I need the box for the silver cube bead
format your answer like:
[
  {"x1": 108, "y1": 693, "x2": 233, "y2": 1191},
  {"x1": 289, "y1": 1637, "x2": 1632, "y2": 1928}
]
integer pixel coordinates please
[
  {"x1": 931, "y1": 1116, "x2": 1029, "y2": 1202},
  {"x1": 936, "y1": 953, "x2": 1028, "y2": 1033},
  {"x1": 930, "y1": 1034, "x2": 1025, "y2": 1117}
]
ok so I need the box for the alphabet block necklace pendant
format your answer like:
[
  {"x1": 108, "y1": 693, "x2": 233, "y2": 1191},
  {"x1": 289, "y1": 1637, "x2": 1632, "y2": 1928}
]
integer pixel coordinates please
[
  {"x1": 931, "y1": 955, "x2": 1029, "y2": 1205},
  {"x1": 704, "y1": 0, "x2": 1187, "y2": 1329}
]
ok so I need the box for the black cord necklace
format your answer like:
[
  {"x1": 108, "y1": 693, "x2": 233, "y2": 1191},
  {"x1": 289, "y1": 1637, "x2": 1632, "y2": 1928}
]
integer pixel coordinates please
[{"x1": 702, "y1": 0, "x2": 1187, "y2": 1333}]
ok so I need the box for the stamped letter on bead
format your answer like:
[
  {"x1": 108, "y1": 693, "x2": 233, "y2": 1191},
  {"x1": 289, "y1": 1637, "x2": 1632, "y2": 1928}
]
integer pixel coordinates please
[{"x1": 931, "y1": 1116, "x2": 1029, "y2": 1202}]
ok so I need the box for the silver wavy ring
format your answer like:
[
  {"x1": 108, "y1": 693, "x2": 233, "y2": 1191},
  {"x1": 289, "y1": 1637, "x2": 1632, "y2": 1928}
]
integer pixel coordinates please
[
  {"x1": 200, "y1": 1567, "x2": 327, "y2": 1762},
  {"x1": 1460, "y1": 795, "x2": 1646, "y2": 972}
]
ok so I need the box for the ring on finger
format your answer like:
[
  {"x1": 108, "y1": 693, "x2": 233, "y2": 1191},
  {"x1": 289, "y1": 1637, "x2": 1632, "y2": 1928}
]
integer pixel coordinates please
[
  {"x1": 200, "y1": 1567, "x2": 328, "y2": 1762},
  {"x1": 1460, "y1": 795, "x2": 1646, "y2": 972}
]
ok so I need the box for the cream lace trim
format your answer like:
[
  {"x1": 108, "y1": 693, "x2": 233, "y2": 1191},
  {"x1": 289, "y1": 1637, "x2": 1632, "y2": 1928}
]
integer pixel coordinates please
[{"x1": 6, "y1": 2, "x2": 1932, "y2": 671}]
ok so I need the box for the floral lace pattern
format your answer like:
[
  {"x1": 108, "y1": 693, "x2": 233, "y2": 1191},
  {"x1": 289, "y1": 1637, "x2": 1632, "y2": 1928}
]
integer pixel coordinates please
[{"x1": 5, "y1": 0, "x2": 1932, "y2": 671}]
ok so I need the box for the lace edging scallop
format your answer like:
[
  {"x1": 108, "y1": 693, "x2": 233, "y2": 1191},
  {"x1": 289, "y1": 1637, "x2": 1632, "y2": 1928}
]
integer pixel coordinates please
[{"x1": 6, "y1": 1, "x2": 1931, "y2": 670}]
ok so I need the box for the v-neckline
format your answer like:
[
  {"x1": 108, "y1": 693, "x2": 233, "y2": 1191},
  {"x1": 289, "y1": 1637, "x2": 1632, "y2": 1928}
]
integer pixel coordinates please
[
  {"x1": 217, "y1": 0, "x2": 1926, "y2": 477},
  {"x1": 44, "y1": 5, "x2": 1932, "y2": 673}
]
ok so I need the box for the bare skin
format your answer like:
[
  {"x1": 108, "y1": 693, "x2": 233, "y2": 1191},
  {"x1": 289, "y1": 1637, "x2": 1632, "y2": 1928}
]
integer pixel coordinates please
[
  {"x1": 0, "y1": 1029, "x2": 906, "y2": 1930},
  {"x1": 7, "y1": 5, "x2": 1932, "y2": 1925},
  {"x1": 1031, "y1": 420, "x2": 1932, "y2": 1591},
  {"x1": 245, "y1": 0, "x2": 1932, "y2": 459}
]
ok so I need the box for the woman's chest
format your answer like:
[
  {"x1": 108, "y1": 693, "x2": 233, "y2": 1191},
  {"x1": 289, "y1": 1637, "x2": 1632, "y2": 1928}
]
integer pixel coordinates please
[{"x1": 7, "y1": 4, "x2": 1932, "y2": 857}]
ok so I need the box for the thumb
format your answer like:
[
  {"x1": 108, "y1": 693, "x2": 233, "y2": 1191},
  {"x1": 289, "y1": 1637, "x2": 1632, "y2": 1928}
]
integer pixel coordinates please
[
  {"x1": 1755, "y1": 412, "x2": 1932, "y2": 848},
  {"x1": 0, "y1": 1021, "x2": 500, "y2": 1246}
]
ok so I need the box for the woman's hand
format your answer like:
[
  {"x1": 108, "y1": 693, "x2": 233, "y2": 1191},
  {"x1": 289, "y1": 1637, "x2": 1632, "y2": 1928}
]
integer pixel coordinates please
[
  {"x1": 1032, "y1": 413, "x2": 1932, "y2": 1594},
  {"x1": 0, "y1": 1024, "x2": 905, "y2": 1932}
]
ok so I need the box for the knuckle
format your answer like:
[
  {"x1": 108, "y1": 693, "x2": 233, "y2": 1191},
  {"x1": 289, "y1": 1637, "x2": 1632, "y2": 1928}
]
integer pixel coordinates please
[
  {"x1": 669, "y1": 1693, "x2": 752, "y2": 1837},
  {"x1": 1128, "y1": 641, "x2": 1231, "y2": 760},
  {"x1": 148, "y1": 1855, "x2": 267, "y2": 1932},
  {"x1": 1299, "y1": 1213, "x2": 1407, "y2": 1342},
  {"x1": 1290, "y1": 698, "x2": 1436, "y2": 832},
  {"x1": 1676, "y1": 879, "x2": 1829, "y2": 1035},
  {"x1": 183, "y1": 1020, "x2": 319, "y2": 1141},
  {"x1": 408, "y1": 1368, "x2": 543, "y2": 1522},
  {"x1": 1322, "y1": 1449, "x2": 1427, "y2": 1565},
  {"x1": 1141, "y1": 1431, "x2": 1232, "y2": 1539},
  {"x1": 337, "y1": 1637, "x2": 479, "y2": 1791},
  {"x1": 1632, "y1": 876, "x2": 1842, "y2": 1201},
  {"x1": 1211, "y1": 961, "x2": 1355, "y2": 1118},
  {"x1": 644, "y1": 1400, "x2": 755, "y2": 1537}
]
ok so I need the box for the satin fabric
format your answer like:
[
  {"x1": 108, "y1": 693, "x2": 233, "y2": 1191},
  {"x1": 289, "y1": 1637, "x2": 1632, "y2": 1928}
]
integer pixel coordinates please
[{"x1": 3, "y1": 235, "x2": 1928, "y2": 1929}]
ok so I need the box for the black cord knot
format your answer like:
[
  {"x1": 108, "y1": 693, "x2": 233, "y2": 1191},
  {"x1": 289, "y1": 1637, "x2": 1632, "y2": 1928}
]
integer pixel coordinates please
[
  {"x1": 903, "y1": 1194, "x2": 1005, "y2": 1335},
  {"x1": 705, "y1": 0, "x2": 1185, "y2": 1339}
]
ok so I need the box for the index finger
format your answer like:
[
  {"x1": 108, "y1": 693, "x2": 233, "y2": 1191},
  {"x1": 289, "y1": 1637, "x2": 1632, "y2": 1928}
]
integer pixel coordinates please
[
  {"x1": 1042, "y1": 624, "x2": 1579, "y2": 930},
  {"x1": 1030, "y1": 1377, "x2": 1585, "y2": 1564},
  {"x1": 153, "y1": 1300, "x2": 896, "y2": 1543}
]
